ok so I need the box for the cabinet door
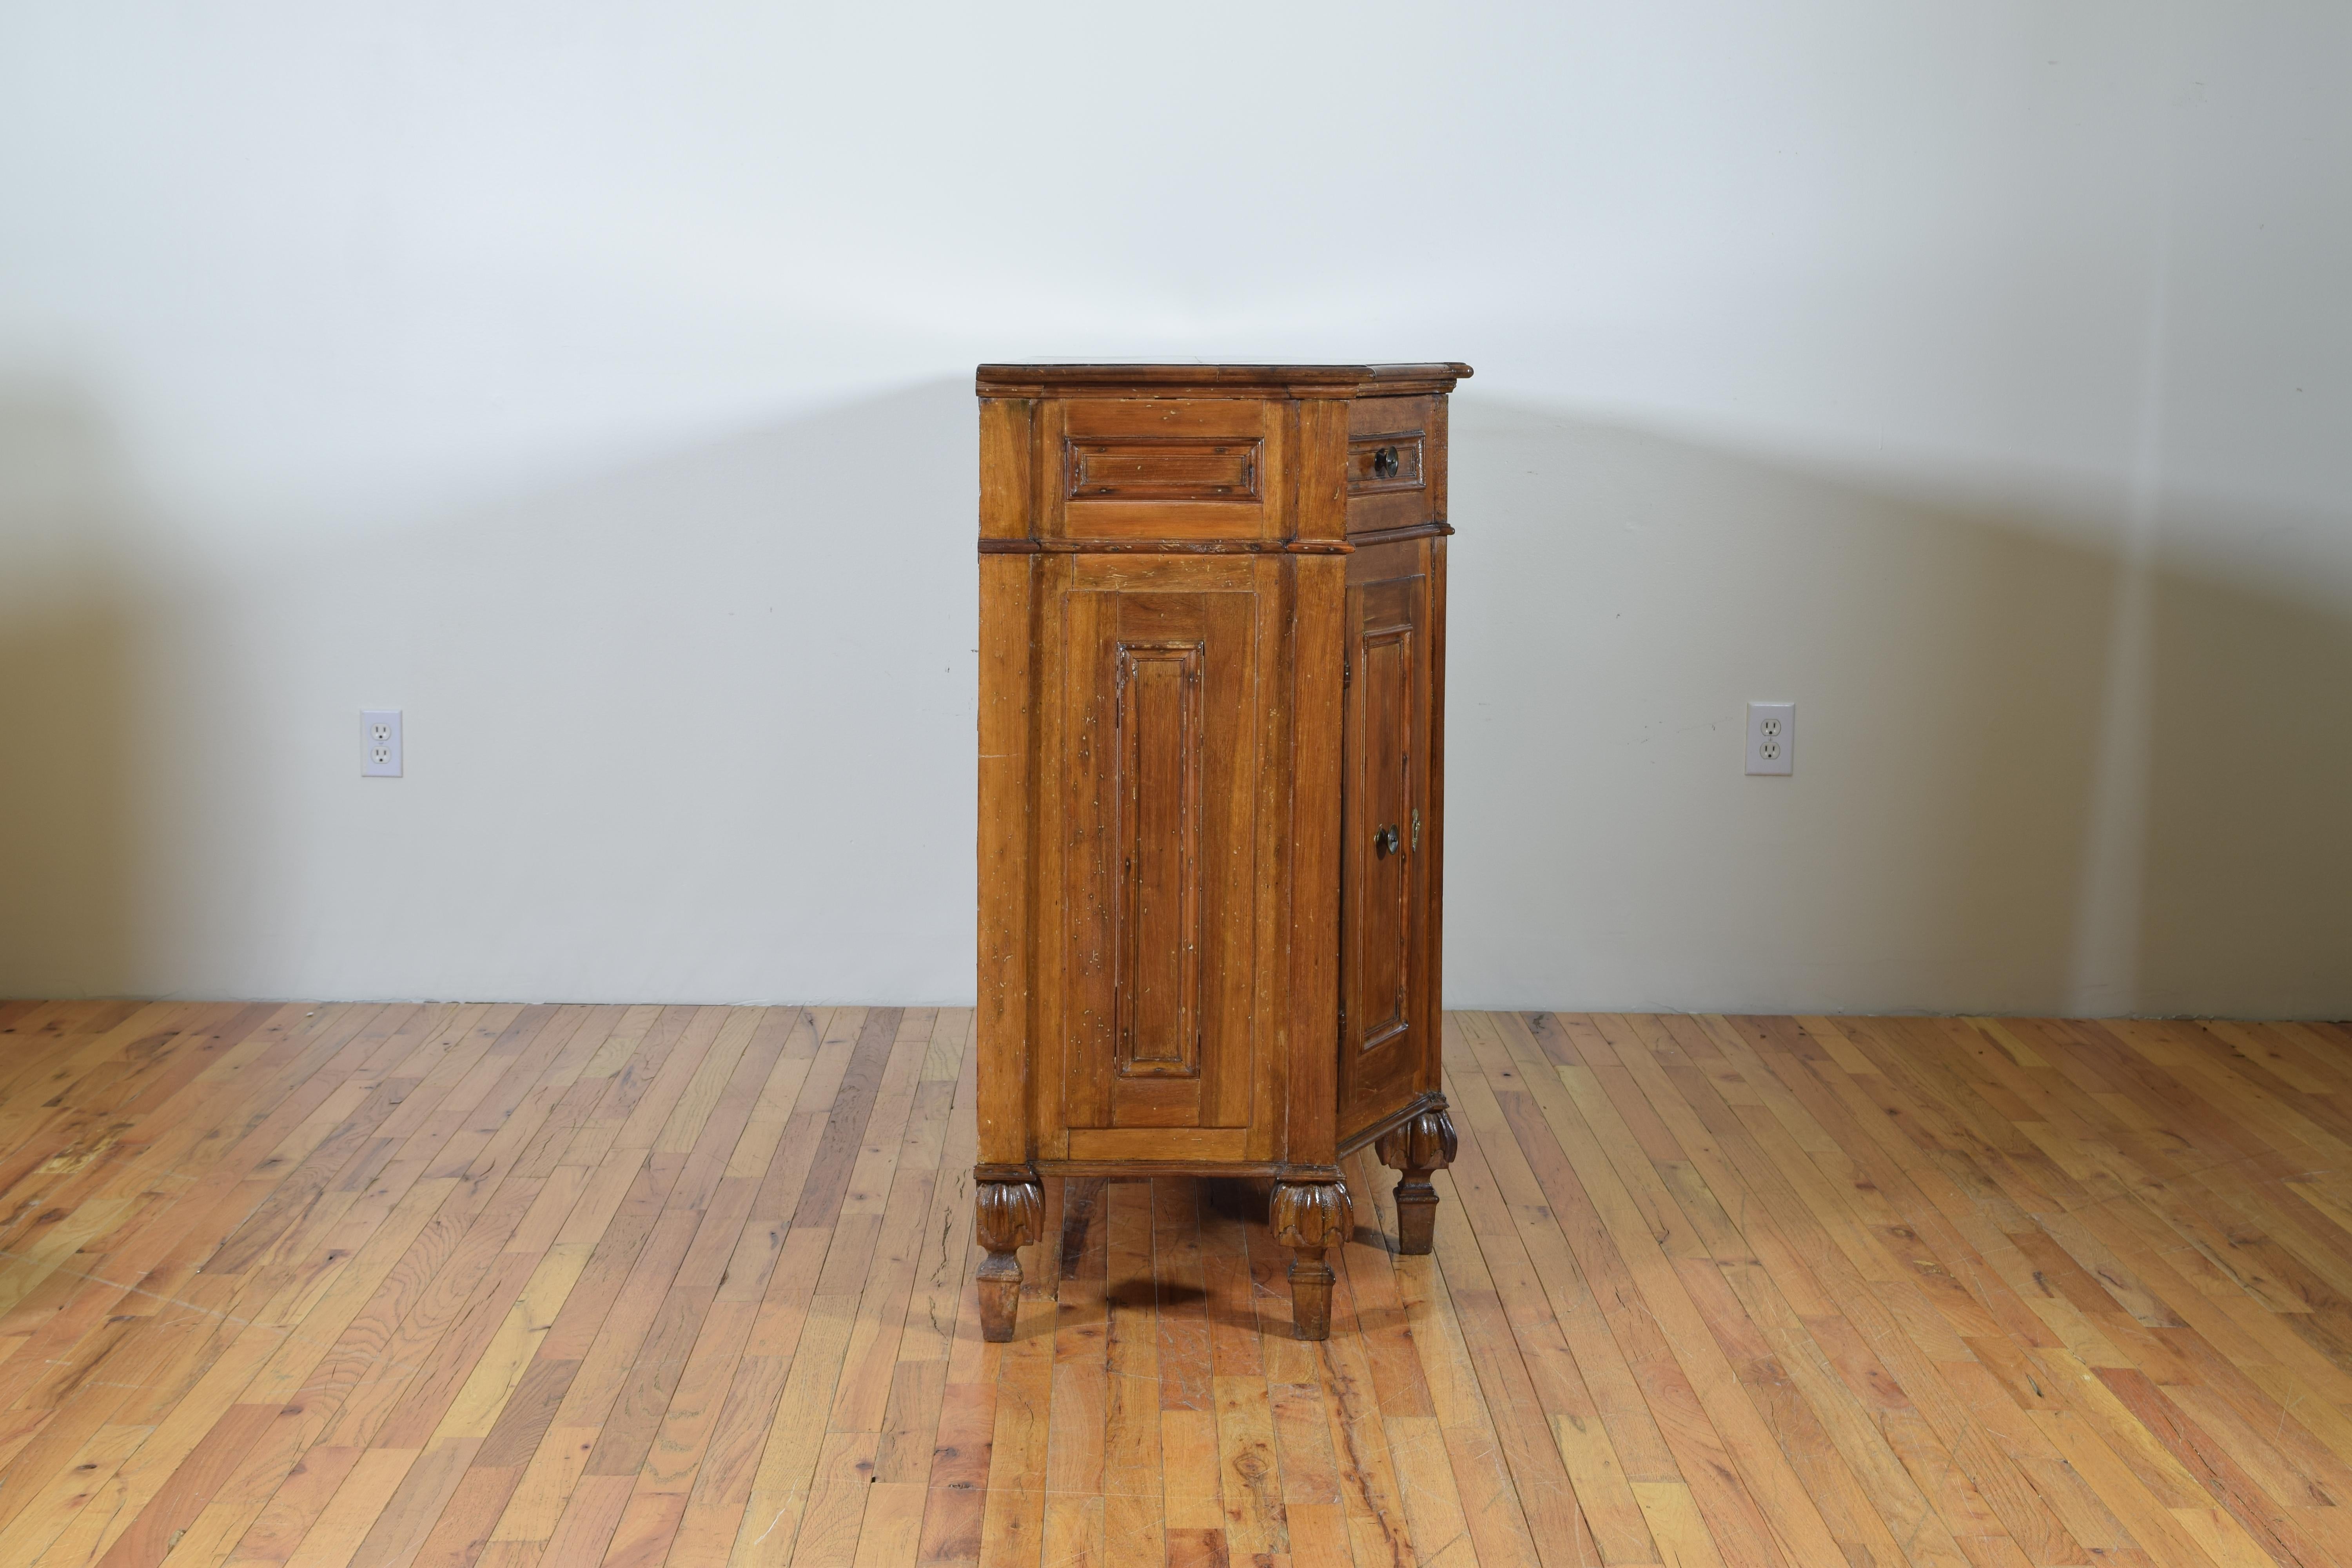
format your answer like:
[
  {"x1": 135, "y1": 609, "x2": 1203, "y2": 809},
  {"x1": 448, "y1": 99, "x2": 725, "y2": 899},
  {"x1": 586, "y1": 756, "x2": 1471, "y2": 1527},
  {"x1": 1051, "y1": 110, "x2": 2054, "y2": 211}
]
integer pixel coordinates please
[
  {"x1": 1339, "y1": 544, "x2": 1432, "y2": 1138},
  {"x1": 1056, "y1": 558, "x2": 1269, "y2": 1136}
]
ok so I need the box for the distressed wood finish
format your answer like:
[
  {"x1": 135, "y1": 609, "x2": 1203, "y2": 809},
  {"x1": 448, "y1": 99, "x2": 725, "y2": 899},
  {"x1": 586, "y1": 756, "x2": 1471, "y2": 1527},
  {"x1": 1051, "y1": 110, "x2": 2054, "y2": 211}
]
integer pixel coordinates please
[
  {"x1": 975, "y1": 363, "x2": 1472, "y2": 1340},
  {"x1": 6, "y1": 1004, "x2": 2352, "y2": 1568}
]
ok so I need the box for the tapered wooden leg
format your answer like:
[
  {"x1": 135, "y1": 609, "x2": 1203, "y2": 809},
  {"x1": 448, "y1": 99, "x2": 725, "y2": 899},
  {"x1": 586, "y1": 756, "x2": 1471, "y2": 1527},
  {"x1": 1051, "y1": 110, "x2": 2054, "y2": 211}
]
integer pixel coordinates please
[
  {"x1": 974, "y1": 1170, "x2": 1042, "y2": 1343},
  {"x1": 1270, "y1": 1177, "x2": 1353, "y2": 1341},
  {"x1": 1375, "y1": 1103, "x2": 1458, "y2": 1257},
  {"x1": 1389, "y1": 1179, "x2": 1438, "y2": 1256},
  {"x1": 1288, "y1": 1247, "x2": 1335, "y2": 1339}
]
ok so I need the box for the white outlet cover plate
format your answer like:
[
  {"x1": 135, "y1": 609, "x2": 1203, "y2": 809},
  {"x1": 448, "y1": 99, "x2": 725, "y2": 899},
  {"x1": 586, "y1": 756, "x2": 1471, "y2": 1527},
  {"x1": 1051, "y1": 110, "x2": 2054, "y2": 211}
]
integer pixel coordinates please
[
  {"x1": 363, "y1": 709, "x2": 403, "y2": 777},
  {"x1": 1746, "y1": 702, "x2": 1794, "y2": 775}
]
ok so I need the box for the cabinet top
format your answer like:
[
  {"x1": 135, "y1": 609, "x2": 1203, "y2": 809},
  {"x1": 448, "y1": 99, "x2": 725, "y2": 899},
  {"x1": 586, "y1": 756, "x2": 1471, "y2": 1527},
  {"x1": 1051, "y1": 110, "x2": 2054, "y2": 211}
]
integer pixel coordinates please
[{"x1": 975, "y1": 362, "x2": 1472, "y2": 398}]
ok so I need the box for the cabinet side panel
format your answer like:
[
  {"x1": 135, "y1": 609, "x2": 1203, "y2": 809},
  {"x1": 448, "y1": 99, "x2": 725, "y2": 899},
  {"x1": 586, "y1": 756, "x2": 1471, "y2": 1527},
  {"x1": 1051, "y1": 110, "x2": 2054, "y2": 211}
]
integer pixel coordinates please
[
  {"x1": 1424, "y1": 536, "x2": 1447, "y2": 1096},
  {"x1": 1293, "y1": 396, "x2": 1350, "y2": 546},
  {"x1": 1031, "y1": 555, "x2": 1073, "y2": 1157},
  {"x1": 1285, "y1": 554, "x2": 1346, "y2": 1167},
  {"x1": 1184, "y1": 590, "x2": 1260, "y2": 1132},
  {"x1": 1033, "y1": 398, "x2": 1070, "y2": 540},
  {"x1": 1429, "y1": 394, "x2": 1450, "y2": 524},
  {"x1": 980, "y1": 397, "x2": 1036, "y2": 540},
  {"x1": 976, "y1": 552, "x2": 1037, "y2": 1167},
  {"x1": 1241, "y1": 555, "x2": 1290, "y2": 1157},
  {"x1": 1060, "y1": 586, "x2": 1116, "y2": 1128}
]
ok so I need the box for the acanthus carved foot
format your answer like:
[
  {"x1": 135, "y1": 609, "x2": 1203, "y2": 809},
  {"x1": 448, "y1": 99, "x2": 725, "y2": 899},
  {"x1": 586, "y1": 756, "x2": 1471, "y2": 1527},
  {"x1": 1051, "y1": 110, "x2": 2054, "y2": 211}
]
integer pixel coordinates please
[
  {"x1": 1270, "y1": 1177, "x2": 1354, "y2": 1341},
  {"x1": 973, "y1": 1168, "x2": 1043, "y2": 1343},
  {"x1": 1374, "y1": 1102, "x2": 1457, "y2": 1256}
]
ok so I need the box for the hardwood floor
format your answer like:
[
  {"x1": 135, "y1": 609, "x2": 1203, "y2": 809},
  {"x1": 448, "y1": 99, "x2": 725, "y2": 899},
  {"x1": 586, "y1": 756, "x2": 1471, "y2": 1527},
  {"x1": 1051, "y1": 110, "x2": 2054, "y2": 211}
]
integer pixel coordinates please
[{"x1": 2, "y1": 1004, "x2": 2350, "y2": 1568}]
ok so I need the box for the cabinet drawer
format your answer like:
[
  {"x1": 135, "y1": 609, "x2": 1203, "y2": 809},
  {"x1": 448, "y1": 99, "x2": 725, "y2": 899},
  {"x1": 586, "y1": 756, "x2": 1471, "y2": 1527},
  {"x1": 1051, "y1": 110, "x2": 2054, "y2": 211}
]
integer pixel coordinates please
[
  {"x1": 1346, "y1": 432, "x2": 1423, "y2": 491},
  {"x1": 1345, "y1": 395, "x2": 1444, "y2": 535},
  {"x1": 1046, "y1": 397, "x2": 1284, "y2": 543}
]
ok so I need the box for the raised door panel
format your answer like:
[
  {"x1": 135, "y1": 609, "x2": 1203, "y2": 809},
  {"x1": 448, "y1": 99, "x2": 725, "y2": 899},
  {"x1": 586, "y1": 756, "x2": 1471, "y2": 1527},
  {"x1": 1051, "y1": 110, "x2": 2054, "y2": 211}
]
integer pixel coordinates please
[
  {"x1": 1057, "y1": 562, "x2": 1265, "y2": 1133},
  {"x1": 1339, "y1": 547, "x2": 1431, "y2": 1138}
]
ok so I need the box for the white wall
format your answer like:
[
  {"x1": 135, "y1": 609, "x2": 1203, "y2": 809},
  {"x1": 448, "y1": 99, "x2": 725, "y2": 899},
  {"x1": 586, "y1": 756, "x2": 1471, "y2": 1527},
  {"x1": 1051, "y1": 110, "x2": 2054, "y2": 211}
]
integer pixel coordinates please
[{"x1": 3, "y1": 2, "x2": 2347, "y2": 1013}]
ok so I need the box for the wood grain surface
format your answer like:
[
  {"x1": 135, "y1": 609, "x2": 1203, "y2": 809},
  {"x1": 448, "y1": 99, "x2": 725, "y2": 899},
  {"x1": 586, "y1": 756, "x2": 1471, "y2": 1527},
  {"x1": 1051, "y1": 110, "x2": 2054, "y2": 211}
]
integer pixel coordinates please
[
  {"x1": 975, "y1": 367, "x2": 1467, "y2": 1341},
  {"x1": 2, "y1": 999, "x2": 2350, "y2": 1567}
]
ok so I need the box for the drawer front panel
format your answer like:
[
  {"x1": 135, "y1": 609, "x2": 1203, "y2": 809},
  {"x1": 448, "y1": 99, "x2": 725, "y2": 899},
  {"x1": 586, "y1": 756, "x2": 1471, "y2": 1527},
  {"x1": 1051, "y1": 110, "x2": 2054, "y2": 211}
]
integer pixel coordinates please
[
  {"x1": 1070, "y1": 439, "x2": 1259, "y2": 502},
  {"x1": 1345, "y1": 395, "x2": 1443, "y2": 535},
  {"x1": 1048, "y1": 398, "x2": 1285, "y2": 541}
]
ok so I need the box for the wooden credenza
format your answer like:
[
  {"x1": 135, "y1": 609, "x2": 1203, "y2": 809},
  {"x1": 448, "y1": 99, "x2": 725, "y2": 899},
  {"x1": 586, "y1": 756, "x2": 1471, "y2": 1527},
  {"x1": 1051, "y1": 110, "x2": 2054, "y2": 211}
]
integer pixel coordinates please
[{"x1": 974, "y1": 363, "x2": 1469, "y2": 1339}]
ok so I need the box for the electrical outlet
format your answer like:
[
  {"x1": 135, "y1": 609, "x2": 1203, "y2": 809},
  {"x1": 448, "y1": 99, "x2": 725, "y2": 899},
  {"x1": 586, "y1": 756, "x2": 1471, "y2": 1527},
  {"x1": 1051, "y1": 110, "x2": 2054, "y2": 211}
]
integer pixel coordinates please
[
  {"x1": 363, "y1": 710, "x2": 402, "y2": 777},
  {"x1": 1746, "y1": 702, "x2": 1793, "y2": 775}
]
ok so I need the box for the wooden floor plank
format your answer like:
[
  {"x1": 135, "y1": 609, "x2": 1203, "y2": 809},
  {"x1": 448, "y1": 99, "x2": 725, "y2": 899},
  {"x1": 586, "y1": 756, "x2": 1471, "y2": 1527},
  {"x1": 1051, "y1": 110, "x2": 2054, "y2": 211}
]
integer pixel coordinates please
[{"x1": 10, "y1": 1004, "x2": 2352, "y2": 1568}]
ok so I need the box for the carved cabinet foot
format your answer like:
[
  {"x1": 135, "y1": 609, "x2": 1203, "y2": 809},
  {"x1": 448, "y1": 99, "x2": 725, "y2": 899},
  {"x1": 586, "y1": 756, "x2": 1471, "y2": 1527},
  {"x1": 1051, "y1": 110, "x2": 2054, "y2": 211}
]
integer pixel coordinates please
[
  {"x1": 1270, "y1": 1177, "x2": 1354, "y2": 1340},
  {"x1": 1375, "y1": 1103, "x2": 1458, "y2": 1256},
  {"x1": 973, "y1": 1169, "x2": 1043, "y2": 1343}
]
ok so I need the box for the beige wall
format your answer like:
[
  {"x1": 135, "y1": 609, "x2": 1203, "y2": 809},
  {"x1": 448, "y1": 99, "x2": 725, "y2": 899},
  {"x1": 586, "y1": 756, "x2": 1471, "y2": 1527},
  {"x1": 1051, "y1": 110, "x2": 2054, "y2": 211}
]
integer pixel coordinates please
[
  {"x1": 3, "y1": 2, "x2": 2346, "y2": 1012},
  {"x1": 1445, "y1": 403, "x2": 2352, "y2": 1014}
]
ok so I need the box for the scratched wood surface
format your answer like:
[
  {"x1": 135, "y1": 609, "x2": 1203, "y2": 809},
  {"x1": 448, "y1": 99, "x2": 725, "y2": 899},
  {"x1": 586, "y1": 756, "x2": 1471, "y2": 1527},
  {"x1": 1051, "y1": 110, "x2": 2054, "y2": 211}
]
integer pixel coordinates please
[{"x1": 4, "y1": 1002, "x2": 2352, "y2": 1568}]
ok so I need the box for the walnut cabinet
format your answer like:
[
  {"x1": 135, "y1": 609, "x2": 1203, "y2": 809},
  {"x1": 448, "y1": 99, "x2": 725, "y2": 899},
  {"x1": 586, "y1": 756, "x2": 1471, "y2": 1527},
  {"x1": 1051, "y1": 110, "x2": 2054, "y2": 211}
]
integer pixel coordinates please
[{"x1": 974, "y1": 363, "x2": 1469, "y2": 1339}]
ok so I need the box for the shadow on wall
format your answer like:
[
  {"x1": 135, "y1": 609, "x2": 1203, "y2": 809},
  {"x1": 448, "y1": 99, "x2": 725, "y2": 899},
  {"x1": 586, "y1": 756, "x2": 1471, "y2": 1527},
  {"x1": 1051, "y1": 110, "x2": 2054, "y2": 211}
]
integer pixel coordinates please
[
  {"x1": 115, "y1": 378, "x2": 987, "y2": 1004},
  {"x1": 0, "y1": 386, "x2": 143, "y2": 997},
  {"x1": 0, "y1": 377, "x2": 2345, "y2": 1014},
  {"x1": 1444, "y1": 395, "x2": 2352, "y2": 1016},
  {"x1": 2137, "y1": 567, "x2": 2352, "y2": 1015}
]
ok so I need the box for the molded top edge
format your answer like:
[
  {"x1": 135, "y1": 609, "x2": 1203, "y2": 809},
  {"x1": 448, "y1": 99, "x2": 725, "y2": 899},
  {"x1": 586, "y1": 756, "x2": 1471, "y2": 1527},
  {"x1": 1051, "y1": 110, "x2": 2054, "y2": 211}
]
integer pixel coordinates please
[{"x1": 975, "y1": 362, "x2": 1472, "y2": 395}]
